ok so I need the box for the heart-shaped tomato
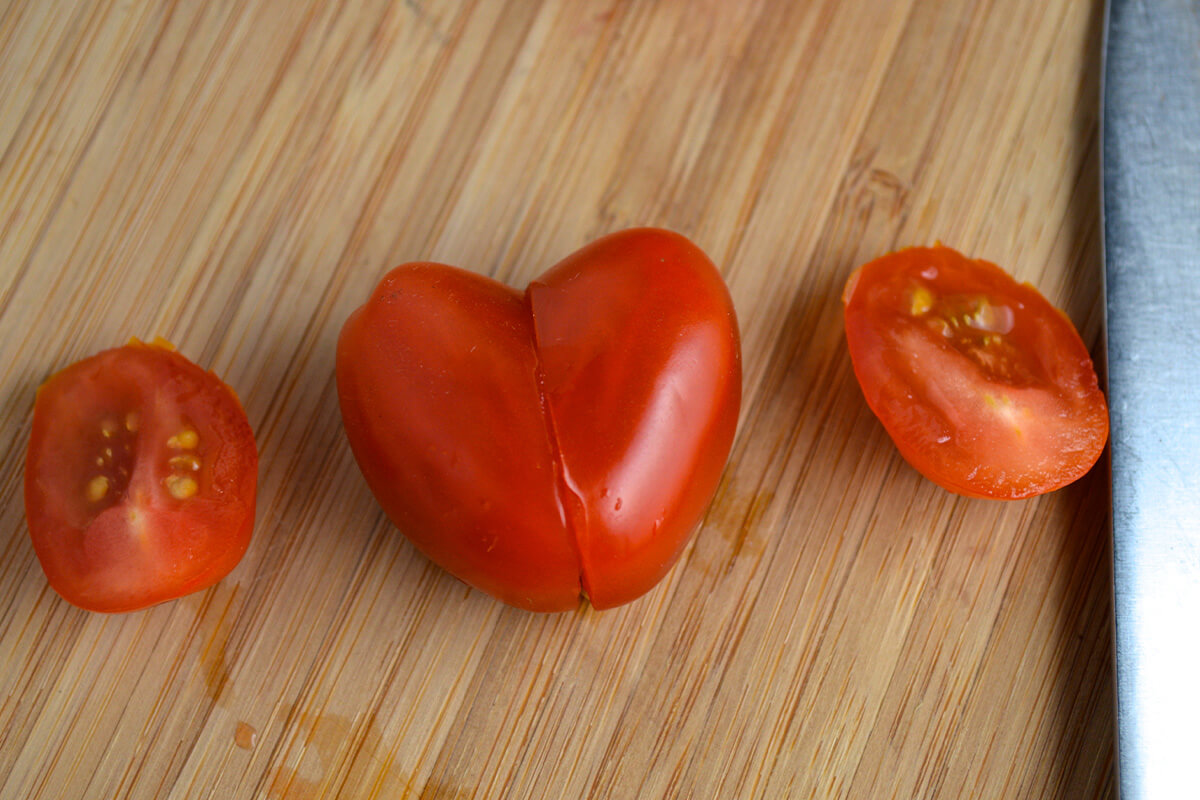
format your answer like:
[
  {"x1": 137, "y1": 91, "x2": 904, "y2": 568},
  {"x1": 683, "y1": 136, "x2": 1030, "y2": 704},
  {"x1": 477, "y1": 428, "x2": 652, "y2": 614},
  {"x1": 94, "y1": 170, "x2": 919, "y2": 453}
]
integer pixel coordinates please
[{"x1": 336, "y1": 229, "x2": 741, "y2": 611}]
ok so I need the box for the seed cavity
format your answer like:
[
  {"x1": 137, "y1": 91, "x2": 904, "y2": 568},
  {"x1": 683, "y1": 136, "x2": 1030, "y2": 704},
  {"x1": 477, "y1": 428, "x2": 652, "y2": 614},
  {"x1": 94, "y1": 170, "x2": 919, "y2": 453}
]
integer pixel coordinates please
[
  {"x1": 162, "y1": 425, "x2": 202, "y2": 500},
  {"x1": 964, "y1": 299, "x2": 1015, "y2": 334},
  {"x1": 169, "y1": 454, "x2": 201, "y2": 471},
  {"x1": 86, "y1": 475, "x2": 110, "y2": 502},
  {"x1": 89, "y1": 410, "x2": 141, "y2": 504},
  {"x1": 165, "y1": 474, "x2": 198, "y2": 500}
]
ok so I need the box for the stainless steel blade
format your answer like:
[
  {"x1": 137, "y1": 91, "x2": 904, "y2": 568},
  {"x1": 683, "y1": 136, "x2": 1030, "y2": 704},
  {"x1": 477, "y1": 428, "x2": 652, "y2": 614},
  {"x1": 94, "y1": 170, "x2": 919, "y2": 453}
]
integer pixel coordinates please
[{"x1": 1103, "y1": 0, "x2": 1200, "y2": 796}]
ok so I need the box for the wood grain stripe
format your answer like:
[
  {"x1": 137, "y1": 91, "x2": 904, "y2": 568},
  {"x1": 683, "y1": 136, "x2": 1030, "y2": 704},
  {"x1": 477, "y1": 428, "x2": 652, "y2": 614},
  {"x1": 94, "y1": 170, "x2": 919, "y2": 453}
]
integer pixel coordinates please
[{"x1": 0, "y1": 1, "x2": 1115, "y2": 797}]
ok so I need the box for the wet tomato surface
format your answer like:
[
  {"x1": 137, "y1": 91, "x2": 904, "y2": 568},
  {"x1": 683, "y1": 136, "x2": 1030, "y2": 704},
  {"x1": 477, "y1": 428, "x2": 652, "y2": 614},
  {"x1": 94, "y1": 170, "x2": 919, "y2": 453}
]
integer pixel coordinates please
[{"x1": 337, "y1": 229, "x2": 742, "y2": 610}]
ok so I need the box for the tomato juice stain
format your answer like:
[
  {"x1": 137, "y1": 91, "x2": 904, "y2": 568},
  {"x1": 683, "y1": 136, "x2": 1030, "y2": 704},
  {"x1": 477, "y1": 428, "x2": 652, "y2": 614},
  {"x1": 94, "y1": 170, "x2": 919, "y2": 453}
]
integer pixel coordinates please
[{"x1": 235, "y1": 720, "x2": 257, "y2": 749}]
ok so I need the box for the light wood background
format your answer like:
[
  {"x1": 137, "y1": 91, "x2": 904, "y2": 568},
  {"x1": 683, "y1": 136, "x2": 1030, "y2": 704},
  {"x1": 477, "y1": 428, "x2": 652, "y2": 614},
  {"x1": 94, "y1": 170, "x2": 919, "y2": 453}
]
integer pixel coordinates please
[{"x1": 0, "y1": 0, "x2": 1114, "y2": 797}]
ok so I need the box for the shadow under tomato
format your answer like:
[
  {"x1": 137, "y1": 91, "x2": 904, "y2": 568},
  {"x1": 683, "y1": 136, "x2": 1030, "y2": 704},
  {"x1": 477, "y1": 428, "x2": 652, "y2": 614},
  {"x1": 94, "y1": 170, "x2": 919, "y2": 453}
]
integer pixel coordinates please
[
  {"x1": 1035, "y1": 451, "x2": 1116, "y2": 797},
  {"x1": 1041, "y1": 0, "x2": 1116, "y2": 793}
]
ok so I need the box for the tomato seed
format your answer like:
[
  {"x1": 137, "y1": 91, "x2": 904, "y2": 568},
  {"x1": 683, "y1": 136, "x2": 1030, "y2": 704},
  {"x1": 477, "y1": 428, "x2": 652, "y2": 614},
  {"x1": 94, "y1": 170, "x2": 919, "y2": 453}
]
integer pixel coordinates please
[
  {"x1": 167, "y1": 428, "x2": 199, "y2": 449},
  {"x1": 910, "y1": 286, "x2": 934, "y2": 316},
  {"x1": 165, "y1": 474, "x2": 198, "y2": 500},
  {"x1": 86, "y1": 475, "x2": 109, "y2": 502}
]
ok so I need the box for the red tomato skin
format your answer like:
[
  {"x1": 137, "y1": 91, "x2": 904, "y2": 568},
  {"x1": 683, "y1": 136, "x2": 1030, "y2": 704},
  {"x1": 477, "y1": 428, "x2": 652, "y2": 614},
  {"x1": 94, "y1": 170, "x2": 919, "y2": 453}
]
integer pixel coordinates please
[
  {"x1": 24, "y1": 340, "x2": 257, "y2": 613},
  {"x1": 337, "y1": 229, "x2": 741, "y2": 611},
  {"x1": 336, "y1": 265, "x2": 584, "y2": 612},
  {"x1": 843, "y1": 245, "x2": 1108, "y2": 499},
  {"x1": 529, "y1": 229, "x2": 741, "y2": 609}
]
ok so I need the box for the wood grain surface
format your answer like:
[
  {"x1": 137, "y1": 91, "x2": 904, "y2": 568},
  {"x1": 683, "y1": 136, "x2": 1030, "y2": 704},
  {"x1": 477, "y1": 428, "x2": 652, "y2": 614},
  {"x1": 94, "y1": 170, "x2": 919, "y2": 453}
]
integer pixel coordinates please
[{"x1": 0, "y1": 0, "x2": 1114, "y2": 797}]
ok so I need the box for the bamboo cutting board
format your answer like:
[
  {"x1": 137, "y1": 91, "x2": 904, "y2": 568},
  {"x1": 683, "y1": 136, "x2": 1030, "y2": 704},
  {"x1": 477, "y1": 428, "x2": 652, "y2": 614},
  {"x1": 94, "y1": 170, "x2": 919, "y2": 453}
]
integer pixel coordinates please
[{"x1": 0, "y1": 0, "x2": 1114, "y2": 797}]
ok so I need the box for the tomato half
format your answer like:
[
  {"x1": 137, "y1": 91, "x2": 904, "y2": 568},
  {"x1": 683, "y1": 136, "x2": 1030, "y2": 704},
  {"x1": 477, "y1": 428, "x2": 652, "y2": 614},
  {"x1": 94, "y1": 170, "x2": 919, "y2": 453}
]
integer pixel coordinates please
[
  {"x1": 24, "y1": 339, "x2": 258, "y2": 612},
  {"x1": 842, "y1": 245, "x2": 1108, "y2": 499},
  {"x1": 337, "y1": 228, "x2": 741, "y2": 611}
]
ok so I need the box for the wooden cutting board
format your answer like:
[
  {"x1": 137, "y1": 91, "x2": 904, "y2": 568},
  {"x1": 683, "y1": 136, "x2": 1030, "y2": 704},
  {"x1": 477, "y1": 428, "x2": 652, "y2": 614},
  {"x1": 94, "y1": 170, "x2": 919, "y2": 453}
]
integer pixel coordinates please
[{"x1": 0, "y1": 0, "x2": 1115, "y2": 797}]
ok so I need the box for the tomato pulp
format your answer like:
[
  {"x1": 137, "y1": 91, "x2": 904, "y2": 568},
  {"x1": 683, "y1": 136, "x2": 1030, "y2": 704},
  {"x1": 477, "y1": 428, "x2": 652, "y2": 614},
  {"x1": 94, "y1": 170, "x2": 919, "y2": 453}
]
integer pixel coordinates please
[
  {"x1": 337, "y1": 228, "x2": 742, "y2": 611},
  {"x1": 843, "y1": 245, "x2": 1108, "y2": 499},
  {"x1": 24, "y1": 339, "x2": 258, "y2": 612}
]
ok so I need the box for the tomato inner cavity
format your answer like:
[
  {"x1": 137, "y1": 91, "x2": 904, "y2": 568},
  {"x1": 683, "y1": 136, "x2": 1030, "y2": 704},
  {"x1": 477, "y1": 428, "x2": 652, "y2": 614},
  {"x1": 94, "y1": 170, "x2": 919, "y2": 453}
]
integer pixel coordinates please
[
  {"x1": 84, "y1": 412, "x2": 139, "y2": 512},
  {"x1": 163, "y1": 421, "x2": 203, "y2": 501},
  {"x1": 909, "y1": 283, "x2": 1036, "y2": 386},
  {"x1": 81, "y1": 408, "x2": 206, "y2": 518}
]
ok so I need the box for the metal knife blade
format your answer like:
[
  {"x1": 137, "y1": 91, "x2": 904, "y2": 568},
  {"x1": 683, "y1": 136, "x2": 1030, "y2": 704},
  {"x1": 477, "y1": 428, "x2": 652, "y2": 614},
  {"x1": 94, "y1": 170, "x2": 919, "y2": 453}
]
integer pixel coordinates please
[{"x1": 1103, "y1": 0, "x2": 1200, "y2": 796}]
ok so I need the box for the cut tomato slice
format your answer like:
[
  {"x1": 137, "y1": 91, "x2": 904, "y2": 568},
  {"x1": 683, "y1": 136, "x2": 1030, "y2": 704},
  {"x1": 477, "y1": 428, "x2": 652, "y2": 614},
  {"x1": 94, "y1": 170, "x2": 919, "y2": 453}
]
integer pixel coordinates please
[
  {"x1": 24, "y1": 339, "x2": 258, "y2": 612},
  {"x1": 843, "y1": 245, "x2": 1108, "y2": 499}
]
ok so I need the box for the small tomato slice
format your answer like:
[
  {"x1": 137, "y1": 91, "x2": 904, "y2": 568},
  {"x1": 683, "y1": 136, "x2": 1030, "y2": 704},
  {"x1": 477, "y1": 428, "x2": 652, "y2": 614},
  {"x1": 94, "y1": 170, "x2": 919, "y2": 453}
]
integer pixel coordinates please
[
  {"x1": 842, "y1": 245, "x2": 1108, "y2": 499},
  {"x1": 24, "y1": 339, "x2": 258, "y2": 612}
]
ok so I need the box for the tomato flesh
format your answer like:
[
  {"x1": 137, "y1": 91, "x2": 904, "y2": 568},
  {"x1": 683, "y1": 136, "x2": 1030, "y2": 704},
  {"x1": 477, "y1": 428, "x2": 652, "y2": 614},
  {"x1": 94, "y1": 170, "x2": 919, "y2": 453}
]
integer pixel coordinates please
[
  {"x1": 336, "y1": 266, "x2": 583, "y2": 611},
  {"x1": 24, "y1": 339, "x2": 258, "y2": 612},
  {"x1": 842, "y1": 245, "x2": 1108, "y2": 499},
  {"x1": 337, "y1": 228, "x2": 741, "y2": 611},
  {"x1": 528, "y1": 231, "x2": 742, "y2": 608}
]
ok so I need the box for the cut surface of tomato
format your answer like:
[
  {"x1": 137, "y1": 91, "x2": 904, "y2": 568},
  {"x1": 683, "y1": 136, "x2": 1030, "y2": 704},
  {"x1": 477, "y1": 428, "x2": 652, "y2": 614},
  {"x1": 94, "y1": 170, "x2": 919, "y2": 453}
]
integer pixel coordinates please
[
  {"x1": 842, "y1": 245, "x2": 1108, "y2": 499},
  {"x1": 337, "y1": 228, "x2": 741, "y2": 611},
  {"x1": 24, "y1": 339, "x2": 258, "y2": 612}
]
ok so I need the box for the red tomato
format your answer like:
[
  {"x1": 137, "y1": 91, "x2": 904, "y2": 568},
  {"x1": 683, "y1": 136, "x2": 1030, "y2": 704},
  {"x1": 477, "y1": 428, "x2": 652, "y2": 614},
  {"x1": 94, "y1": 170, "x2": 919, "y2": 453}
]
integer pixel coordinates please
[
  {"x1": 337, "y1": 228, "x2": 741, "y2": 611},
  {"x1": 24, "y1": 339, "x2": 258, "y2": 612},
  {"x1": 842, "y1": 245, "x2": 1108, "y2": 499}
]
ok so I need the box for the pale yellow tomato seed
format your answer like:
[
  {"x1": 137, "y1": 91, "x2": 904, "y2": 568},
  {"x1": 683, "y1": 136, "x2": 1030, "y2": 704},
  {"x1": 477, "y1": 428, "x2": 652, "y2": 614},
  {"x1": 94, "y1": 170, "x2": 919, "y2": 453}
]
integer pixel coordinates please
[
  {"x1": 165, "y1": 474, "x2": 198, "y2": 500},
  {"x1": 86, "y1": 475, "x2": 109, "y2": 502},
  {"x1": 167, "y1": 428, "x2": 199, "y2": 449}
]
